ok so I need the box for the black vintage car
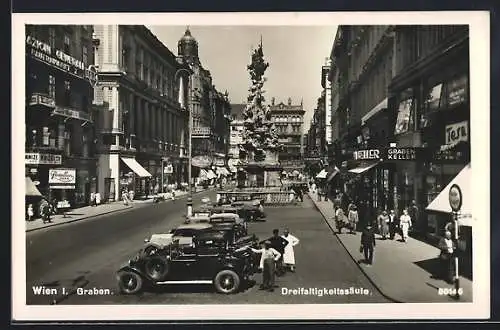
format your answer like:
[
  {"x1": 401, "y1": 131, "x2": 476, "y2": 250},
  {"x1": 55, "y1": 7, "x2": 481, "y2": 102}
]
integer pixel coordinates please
[{"x1": 117, "y1": 230, "x2": 258, "y2": 295}]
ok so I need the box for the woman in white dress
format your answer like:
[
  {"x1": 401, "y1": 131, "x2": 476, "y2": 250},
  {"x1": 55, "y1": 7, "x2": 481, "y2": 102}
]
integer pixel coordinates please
[
  {"x1": 399, "y1": 208, "x2": 412, "y2": 243},
  {"x1": 281, "y1": 228, "x2": 300, "y2": 272}
]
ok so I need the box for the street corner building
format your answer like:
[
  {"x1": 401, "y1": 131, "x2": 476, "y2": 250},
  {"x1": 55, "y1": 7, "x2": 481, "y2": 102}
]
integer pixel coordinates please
[
  {"x1": 306, "y1": 25, "x2": 471, "y2": 273},
  {"x1": 25, "y1": 25, "x2": 99, "y2": 210}
]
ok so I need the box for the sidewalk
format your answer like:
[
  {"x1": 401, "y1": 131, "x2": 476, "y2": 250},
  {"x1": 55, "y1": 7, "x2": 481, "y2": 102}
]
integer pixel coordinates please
[
  {"x1": 25, "y1": 188, "x2": 203, "y2": 233},
  {"x1": 308, "y1": 191, "x2": 473, "y2": 303}
]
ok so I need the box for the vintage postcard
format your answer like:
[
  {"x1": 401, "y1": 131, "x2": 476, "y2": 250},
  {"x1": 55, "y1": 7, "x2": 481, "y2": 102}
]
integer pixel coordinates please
[{"x1": 12, "y1": 11, "x2": 490, "y2": 321}]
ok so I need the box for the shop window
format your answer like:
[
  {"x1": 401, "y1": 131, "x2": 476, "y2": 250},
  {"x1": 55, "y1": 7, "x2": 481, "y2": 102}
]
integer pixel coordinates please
[
  {"x1": 49, "y1": 27, "x2": 56, "y2": 49},
  {"x1": 424, "y1": 82, "x2": 443, "y2": 112},
  {"x1": 64, "y1": 81, "x2": 71, "y2": 106},
  {"x1": 64, "y1": 130, "x2": 71, "y2": 156},
  {"x1": 394, "y1": 96, "x2": 414, "y2": 135},
  {"x1": 445, "y1": 74, "x2": 468, "y2": 107},
  {"x1": 82, "y1": 45, "x2": 88, "y2": 65},
  {"x1": 82, "y1": 134, "x2": 89, "y2": 158},
  {"x1": 49, "y1": 128, "x2": 57, "y2": 148},
  {"x1": 42, "y1": 127, "x2": 50, "y2": 146},
  {"x1": 48, "y1": 75, "x2": 56, "y2": 99},
  {"x1": 64, "y1": 33, "x2": 71, "y2": 54}
]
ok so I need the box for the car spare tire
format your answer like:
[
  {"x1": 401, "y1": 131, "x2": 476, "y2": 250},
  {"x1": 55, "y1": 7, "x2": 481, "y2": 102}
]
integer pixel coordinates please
[
  {"x1": 144, "y1": 256, "x2": 170, "y2": 281},
  {"x1": 117, "y1": 270, "x2": 143, "y2": 295},
  {"x1": 213, "y1": 269, "x2": 241, "y2": 294}
]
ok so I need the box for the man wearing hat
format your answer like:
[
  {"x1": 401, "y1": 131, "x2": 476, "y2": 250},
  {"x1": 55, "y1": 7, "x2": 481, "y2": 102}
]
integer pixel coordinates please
[
  {"x1": 360, "y1": 223, "x2": 376, "y2": 266},
  {"x1": 250, "y1": 241, "x2": 281, "y2": 291},
  {"x1": 263, "y1": 229, "x2": 289, "y2": 276}
]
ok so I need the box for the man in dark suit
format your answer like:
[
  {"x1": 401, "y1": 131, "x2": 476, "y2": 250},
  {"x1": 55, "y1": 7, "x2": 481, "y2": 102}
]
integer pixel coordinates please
[
  {"x1": 360, "y1": 224, "x2": 376, "y2": 265},
  {"x1": 263, "y1": 229, "x2": 289, "y2": 276}
]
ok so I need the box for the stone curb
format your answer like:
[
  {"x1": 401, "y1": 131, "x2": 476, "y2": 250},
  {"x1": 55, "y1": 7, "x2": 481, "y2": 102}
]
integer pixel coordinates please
[
  {"x1": 26, "y1": 189, "x2": 211, "y2": 233},
  {"x1": 308, "y1": 193, "x2": 402, "y2": 303}
]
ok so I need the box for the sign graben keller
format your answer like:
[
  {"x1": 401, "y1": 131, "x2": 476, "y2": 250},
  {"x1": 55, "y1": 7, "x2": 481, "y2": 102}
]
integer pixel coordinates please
[{"x1": 386, "y1": 147, "x2": 417, "y2": 161}]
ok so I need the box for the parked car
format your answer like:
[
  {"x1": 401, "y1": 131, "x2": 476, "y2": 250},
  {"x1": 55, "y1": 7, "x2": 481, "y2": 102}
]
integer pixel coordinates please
[
  {"x1": 231, "y1": 199, "x2": 266, "y2": 221},
  {"x1": 117, "y1": 230, "x2": 258, "y2": 295},
  {"x1": 143, "y1": 222, "x2": 213, "y2": 255},
  {"x1": 209, "y1": 212, "x2": 248, "y2": 237}
]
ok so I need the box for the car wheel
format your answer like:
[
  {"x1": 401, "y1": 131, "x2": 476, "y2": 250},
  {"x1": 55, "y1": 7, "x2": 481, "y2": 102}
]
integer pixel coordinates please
[
  {"x1": 214, "y1": 269, "x2": 241, "y2": 294},
  {"x1": 145, "y1": 256, "x2": 170, "y2": 281},
  {"x1": 117, "y1": 271, "x2": 143, "y2": 294},
  {"x1": 143, "y1": 245, "x2": 159, "y2": 256}
]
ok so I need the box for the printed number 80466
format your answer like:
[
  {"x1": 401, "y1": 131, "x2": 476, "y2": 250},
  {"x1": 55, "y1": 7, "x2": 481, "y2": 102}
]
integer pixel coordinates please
[{"x1": 438, "y1": 287, "x2": 464, "y2": 296}]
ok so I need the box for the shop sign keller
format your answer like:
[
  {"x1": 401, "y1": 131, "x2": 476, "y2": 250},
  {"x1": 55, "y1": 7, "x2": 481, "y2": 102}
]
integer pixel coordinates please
[{"x1": 353, "y1": 149, "x2": 380, "y2": 161}]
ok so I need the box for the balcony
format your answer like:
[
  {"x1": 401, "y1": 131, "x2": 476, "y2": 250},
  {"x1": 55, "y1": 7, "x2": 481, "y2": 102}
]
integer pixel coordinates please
[
  {"x1": 191, "y1": 126, "x2": 213, "y2": 138},
  {"x1": 29, "y1": 93, "x2": 56, "y2": 108}
]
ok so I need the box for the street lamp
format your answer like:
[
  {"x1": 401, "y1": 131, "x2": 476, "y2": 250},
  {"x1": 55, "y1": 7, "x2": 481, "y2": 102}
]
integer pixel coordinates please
[{"x1": 175, "y1": 65, "x2": 194, "y2": 217}]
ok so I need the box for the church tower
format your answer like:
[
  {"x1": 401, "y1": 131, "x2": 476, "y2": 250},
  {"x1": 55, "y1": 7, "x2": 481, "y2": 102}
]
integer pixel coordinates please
[{"x1": 178, "y1": 27, "x2": 199, "y2": 64}]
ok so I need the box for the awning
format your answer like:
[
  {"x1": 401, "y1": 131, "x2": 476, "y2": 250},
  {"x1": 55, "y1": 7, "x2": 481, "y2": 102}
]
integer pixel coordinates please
[
  {"x1": 207, "y1": 170, "x2": 217, "y2": 179},
  {"x1": 426, "y1": 163, "x2": 472, "y2": 226},
  {"x1": 316, "y1": 169, "x2": 328, "y2": 179},
  {"x1": 26, "y1": 177, "x2": 42, "y2": 197},
  {"x1": 348, "y1": 161, "x2": 380, "y2": 174},
  {"x1": 215, "y1": 167, "x2": 229, "y2": 176},
  {"x1": 121, "y1": 157, "x2": 152, "y2": 177},
  {"x1": 199, "y1": 169, "x2": 208, "y2": 179},
  {"x1": 326, "y1": 166, "x2": 340, "y2": 182}
]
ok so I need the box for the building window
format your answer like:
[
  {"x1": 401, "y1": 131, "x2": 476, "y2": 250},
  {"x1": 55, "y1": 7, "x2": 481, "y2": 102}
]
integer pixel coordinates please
[
  {"x1": 48, "y1": 75, "x2": 56, "y2": 99},
  {"x1": 82, "y1": 45, "x2": 88, "y2": 65},
  {"x1": 42, "y1": 127, "x2": 50, "y2": 146},
  {"x1": 394, "y1": 90, "x2": 415, "y2": 135},
  {"x1": 49, "y1": 27, "x2": 56, "y2": 49},
  {"x1": 64, "y1": 130, "x2": 71, "y2": 156},
  {"x1": 64, "y1": 81, "x2": 71, "y2": 106},
  {"x1": 64, "y1": 34, "x2": 71, "y2": 54}
]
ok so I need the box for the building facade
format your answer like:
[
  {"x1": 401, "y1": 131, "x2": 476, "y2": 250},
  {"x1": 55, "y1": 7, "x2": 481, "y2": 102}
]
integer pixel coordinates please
[
  {"x1": 177, "y1": 28, "x2": 231, "y2": 161},
  {"x1": 25, "y1": 25, "x2": 99, "y2": 208},
  {"x1": 92, "y1": 25, "x2": 190, "y2": 201},
  {"x1": 330, "y1": 25, "x2": 470, "y2": 246},
  {"x1": 269, "y1": 97, "x2": 305, "y2": 173}
]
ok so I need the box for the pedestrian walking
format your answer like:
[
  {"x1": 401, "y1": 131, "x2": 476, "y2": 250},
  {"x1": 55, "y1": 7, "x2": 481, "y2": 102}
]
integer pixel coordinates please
[
  {"x1": 296, "y1": 185, "x2": 304, "y2": 202},
  {"x1": 41, "y1": 201, "x2": 52, "y2": 224},
  {"x1": 27, "y1": 204, "x2": 34, "y2": 221},
  {"x1": 347, "y1": 204, "x2": 359, "y2": 234},
  {"x1": 437, "y1": 230, "x2": 456, "y2": 284},
  {"x1": 171, "y1": 189, "x2": 176, "y2": 202},
  {"x1": 281, "y1": 228, "x2": 299, "y2": 272},
  {"x1": 90, "y1": 192, "x2": 96, "y2": 207},
  {"x1": 335, "y1": 206, "x2": 347, "y2": 234},
  {"x1": 409, "y1": 200, "x2": 420, "y2": 233},
  {"x1": 360, "y1": 223, "x2": 376, "y2": 265},
  {"x1": 399, "y1": 208, "x2": 412, "y2": 242},
  {"x1": 95, "y1": 192, "x2": 101, "y2": 206},
  {"x1": 378, "y1": 210, "x2": 390, "y2": 239},
  {"x1": 388, "y1": 209, "x2": 397, "y2": 240},
  {"x1": 122, "y1": 189, "x2": 129, "y2": 206},
  {"x1": 250, "y1": 241, "x2": 281, "y2": 291},
  {"x1": 264, "y1": 229, "x2": 289, "y2": 276}
]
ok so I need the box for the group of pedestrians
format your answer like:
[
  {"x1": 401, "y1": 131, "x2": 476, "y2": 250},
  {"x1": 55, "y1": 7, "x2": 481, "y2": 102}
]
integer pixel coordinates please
[{"x1": 250, "y1": 228, "x2": 300, "y2": 292}]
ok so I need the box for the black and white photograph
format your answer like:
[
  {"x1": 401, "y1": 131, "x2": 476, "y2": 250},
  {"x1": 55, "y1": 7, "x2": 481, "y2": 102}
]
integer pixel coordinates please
[{"x1": 12, "y1": 12, "x2": 490, "y2": 321}]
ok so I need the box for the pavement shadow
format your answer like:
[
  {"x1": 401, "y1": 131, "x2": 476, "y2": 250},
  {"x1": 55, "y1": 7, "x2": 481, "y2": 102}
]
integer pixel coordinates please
[
  {"x1": 413, "y1": 257, "x2": 443, "y2": 280},
  {"x1": 65, "y1": 213, "x2": 85, "y2": 216}
]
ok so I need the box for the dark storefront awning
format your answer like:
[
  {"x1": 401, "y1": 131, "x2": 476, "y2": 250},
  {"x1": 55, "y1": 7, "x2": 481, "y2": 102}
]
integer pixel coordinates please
[
  {"x1": 348, "y1": 161, "x2": 381, "y2": 174},
  {"x1": 326, "y1": 166, "x2": 340, "y2": 182},
  {"x1": 26, "y1": 177, "x2": 42, "y2": 197},
  {"x1": 121, "y1": 157, "x2": 152, "y2": 178}
]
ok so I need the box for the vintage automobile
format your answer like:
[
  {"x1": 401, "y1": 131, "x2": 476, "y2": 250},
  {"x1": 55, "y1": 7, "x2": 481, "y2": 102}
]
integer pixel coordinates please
[
  {"x1": 231, "y1": 199, "x2": 267, "y2": 221},
  {"x1": 117, "y1": 230, "x2": 259, "y2": 295},
  {"x1": 187, "y1": 213, "x2": 248, "y2": 241},
  {"x1": 143, "y1": 223, "x2": 213, "y2": 254}
]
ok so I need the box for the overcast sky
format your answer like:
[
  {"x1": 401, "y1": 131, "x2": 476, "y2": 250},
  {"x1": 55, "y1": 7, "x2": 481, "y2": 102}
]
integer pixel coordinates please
[{"x1": 148, "y1": 25, "x2": 337, "y2": 130}]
